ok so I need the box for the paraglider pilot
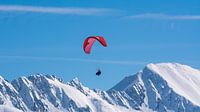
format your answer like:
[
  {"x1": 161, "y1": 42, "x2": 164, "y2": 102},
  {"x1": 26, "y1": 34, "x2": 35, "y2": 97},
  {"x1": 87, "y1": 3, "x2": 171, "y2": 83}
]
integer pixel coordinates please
[{"x1": 96, "y1": 69, "x2": 101, "y2": 76}]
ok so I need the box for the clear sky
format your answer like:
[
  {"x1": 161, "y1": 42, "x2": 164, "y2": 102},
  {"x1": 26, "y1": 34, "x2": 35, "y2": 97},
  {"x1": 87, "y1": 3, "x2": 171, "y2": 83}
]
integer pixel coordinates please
[{"x1": 0, "y1": 0, "x2": 200, "y2": 90}]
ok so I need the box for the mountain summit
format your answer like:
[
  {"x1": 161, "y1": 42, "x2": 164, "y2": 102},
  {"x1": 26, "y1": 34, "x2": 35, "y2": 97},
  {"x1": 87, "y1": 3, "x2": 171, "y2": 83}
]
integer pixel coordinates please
[
  {"x1": 110, "y1": 63, "x2": 200, "y2": 112},
  {"x1": 0, "y1": 63, "x2": 200, "y2": 112}
]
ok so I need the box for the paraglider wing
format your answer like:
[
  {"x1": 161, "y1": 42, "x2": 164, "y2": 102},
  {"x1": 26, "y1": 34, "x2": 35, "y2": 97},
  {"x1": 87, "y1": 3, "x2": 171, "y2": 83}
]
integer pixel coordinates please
[{"x1": 83, "y1": 36, "x2": 107, "y2": 54}]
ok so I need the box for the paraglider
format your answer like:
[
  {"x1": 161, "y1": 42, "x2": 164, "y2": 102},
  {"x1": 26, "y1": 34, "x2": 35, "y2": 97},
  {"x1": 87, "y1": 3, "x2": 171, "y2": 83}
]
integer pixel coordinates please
[
  {"x1": 83, "y1": 36, "x2": 107, "y2": 54},
  {"x1": 96, "y1": 69, "x2": 101, "y2": 76},
  {"x1": 83, "y1": 36, "x2": 107, "y2": 76}
]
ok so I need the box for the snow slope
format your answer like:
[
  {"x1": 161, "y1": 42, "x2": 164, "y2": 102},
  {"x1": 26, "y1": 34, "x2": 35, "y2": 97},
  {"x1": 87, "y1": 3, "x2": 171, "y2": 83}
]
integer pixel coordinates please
[
  {"x1": 110, "y1": 63, "x2": 200, "y2": 111},
  {"x1": 10, "y1": 75, "x2": 133, "y2": 112},
  {"x1": 0, "y1": 105, "x2": 22, "y2": 112},
  {"x1": 0, "y1": 76, "x2": 28, "y2": 111},
  {"x1": 147, "y1": 63, "x2": 200, "y2": 106}
]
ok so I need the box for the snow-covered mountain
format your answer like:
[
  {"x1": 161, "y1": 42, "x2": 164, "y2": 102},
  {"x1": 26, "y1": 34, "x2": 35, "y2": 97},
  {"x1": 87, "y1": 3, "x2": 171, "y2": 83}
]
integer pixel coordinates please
[
  {"x1": 0, "y1": 63, "x2": 200, "y2": 112},
  {"x1": 109, "y1": 63, "x2": 200, "y2": 112}
]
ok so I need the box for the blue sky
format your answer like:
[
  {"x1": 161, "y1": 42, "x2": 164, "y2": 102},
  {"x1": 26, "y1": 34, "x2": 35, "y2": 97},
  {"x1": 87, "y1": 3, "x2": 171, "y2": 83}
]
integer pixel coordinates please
[{"x1": 0, "y1": 0, "x2": 200, "y2": 90}]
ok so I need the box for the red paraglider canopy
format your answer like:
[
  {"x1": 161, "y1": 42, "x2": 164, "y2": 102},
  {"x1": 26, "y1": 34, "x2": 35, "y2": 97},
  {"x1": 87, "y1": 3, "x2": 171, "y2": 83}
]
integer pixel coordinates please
[{"x1": 83, "y1": 36, "x2": 107, "y2": 54}]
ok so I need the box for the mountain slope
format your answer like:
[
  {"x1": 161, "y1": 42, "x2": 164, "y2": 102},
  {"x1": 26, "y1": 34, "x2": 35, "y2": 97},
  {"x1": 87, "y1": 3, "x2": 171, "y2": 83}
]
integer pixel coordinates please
[
  {"x1": 0, "y1": 63, "x2": 200, "y2": 112},
  {"x1": 11, "y1": 75, "x2": 133, "y2": 112},
  {"x1": 0, "y1": 105, "x2": 22, "y2": 112},
  {"x1": 0, "y1": 76, "x2": 28, "y2": 111},
  {"x1": 110, "y1": 63, "x2": 200, "y2": 111},
  {"x1": 147, "y1": 63, "x2": 200, "y2": 106}
]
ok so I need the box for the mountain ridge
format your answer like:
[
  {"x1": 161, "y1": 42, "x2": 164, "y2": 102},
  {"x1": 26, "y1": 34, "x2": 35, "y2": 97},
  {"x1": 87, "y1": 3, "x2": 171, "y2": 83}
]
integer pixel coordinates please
[{"x1": 0, "y1": 63, "x2": 200, "y2": 112}]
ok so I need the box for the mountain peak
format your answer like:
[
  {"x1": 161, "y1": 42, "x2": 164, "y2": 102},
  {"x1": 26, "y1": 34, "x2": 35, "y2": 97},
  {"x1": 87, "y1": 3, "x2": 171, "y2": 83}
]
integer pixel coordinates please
[
  {"x1": 147, "y1": 62, "x2": 184, "y2": 68},
  {"x1": 146, "y1": 62, "x2": 200, "y2": 77},
  {"x1": 145, "y1": 62, "x2": 200, "y2": 106},
  {"x1": 68, "y1": 77, "x2": 87, "y2": 91},
  {"x1": 69, "y1": 77, "x2": 82, "y2": 86},
  {"x1": 25, "y1": 74, "x2": 64, "y2": 84},
  {"x1": 71, "y1": 77, "x2": 80, "y2": 84}
]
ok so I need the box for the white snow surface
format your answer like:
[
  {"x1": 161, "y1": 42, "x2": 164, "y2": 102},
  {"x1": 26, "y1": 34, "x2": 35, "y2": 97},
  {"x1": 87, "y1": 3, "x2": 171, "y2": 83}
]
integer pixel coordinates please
[
  {"x1": 46, "y1": 76, "x2": 132, "y2": 112},
  {"x1": 147, "y1": 63, "x2": 200, "y2": 106},
  {"x1": 0, "y1": 105, "x2": 22, "y2": 112}
]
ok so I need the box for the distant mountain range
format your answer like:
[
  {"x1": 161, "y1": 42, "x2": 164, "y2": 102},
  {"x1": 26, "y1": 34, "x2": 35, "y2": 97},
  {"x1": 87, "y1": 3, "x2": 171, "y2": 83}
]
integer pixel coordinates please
[{"x1": 0, "y1": 63, "x2": 200, "y2": 112}]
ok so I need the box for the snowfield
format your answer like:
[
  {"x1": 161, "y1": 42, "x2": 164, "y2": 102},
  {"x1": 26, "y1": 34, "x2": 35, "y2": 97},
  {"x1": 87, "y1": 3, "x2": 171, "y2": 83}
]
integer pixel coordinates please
[
  {"x1": 147, "y1": 63, "x2": 200, "y2": 106},
  {"x1": 0, "y1": 63, "x2": 200, "y2": 112},
  {"x1": 0, "y1": 105, "x2": 22, "y2": 112}
]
